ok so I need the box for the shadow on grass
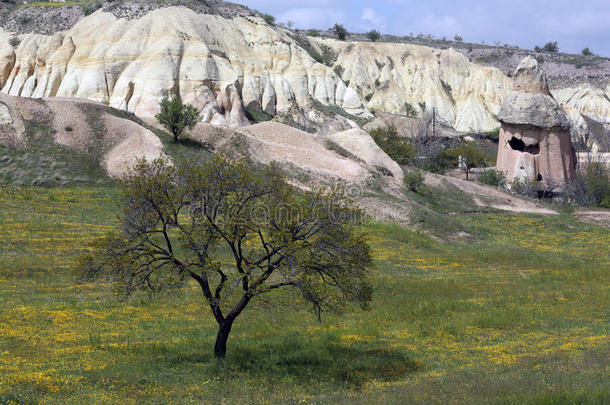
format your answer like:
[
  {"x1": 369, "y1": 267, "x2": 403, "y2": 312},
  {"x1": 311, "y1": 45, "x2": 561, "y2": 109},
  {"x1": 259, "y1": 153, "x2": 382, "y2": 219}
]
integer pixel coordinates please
[
  {"x1": 227, "y1": 335, "x2": 421, "y2": 387},
  {"x1": 117, "y1": 331, "x2": 421, "y2": 388},
  {"x1": 222, "y1": 331, "x2": 420, "y2": 387}
]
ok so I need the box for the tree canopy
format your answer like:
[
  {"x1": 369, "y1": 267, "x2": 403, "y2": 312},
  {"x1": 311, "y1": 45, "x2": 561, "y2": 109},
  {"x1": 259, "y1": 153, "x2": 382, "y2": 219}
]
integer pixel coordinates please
[
  {"x1": 331, "y1": 23, "x2": 348, "y2": 40},
  {"x1": 78, "y1": 157, "x2": 373, "y2": 357},
  {"x1": 155, "y1": 96, "x2": 202, "y2": 142}
]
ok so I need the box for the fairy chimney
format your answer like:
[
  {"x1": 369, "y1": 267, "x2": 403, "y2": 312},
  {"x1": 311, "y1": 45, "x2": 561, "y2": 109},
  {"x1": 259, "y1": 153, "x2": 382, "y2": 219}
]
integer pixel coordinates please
[{"x1": 496, "y1": 56, "x2": 576, "y2": 187}]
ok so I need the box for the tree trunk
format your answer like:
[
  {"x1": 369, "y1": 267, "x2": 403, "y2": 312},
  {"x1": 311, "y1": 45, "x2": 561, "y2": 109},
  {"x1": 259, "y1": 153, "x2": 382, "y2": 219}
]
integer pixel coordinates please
[{"x1": 214, "y1": 320, "x2": 233, "y2": 358}]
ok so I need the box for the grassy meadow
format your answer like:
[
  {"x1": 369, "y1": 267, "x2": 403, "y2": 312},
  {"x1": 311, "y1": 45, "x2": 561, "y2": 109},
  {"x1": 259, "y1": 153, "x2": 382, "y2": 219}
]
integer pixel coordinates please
[{"x1": 0, "y1": 186, "x2": 608, "y2": 404}]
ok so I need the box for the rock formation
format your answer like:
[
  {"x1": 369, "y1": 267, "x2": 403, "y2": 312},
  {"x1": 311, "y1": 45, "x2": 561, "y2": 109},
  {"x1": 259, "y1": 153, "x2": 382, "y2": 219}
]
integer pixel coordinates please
[
  {"x1": 552, "y1": 84, "x2": 610, "y2": 152},
  {"x1": 0, "y1": 7, "x2": 368, "y2": 127},
  {"x1": 313, "y1": 38, "x2": 512, "y2": 133},
  {"x1": 188, "y1": 121, "x2": 402, "y2": 185},
  {"x1": 0, "y1": 92, "x2": 166, "y2": 179},
  {"x1": 496, "y1": 56, "x2": 576, "y2": 186},
  {"x1": 0, "y1": 4, "x2": 607, "y2": 142}
]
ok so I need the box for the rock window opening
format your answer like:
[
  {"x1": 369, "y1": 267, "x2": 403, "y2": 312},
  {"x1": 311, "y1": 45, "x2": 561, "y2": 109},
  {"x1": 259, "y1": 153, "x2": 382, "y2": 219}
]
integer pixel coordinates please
[{"x1": 508, "y1": 137, "x2": 540, "y2": 155}]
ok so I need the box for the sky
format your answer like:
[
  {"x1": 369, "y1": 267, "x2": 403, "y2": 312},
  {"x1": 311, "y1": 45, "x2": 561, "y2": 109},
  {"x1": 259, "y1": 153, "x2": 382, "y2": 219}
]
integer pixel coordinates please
[{"x1": 237, "y1": 0, "x2": 610, "y2": 57}]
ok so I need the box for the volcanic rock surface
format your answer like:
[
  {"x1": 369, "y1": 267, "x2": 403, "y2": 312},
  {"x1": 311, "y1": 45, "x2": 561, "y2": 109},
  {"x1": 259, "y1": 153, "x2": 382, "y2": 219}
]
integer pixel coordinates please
[{"x1": 496, "y1": 57, "x2": 576, "y2": 186}]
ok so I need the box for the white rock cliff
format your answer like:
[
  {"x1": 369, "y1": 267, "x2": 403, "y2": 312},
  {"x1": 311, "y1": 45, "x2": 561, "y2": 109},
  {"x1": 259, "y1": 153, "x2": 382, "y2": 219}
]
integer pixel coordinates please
[
  {"x1": 0, "y1": 7, "x2": 367, "y2": 127},
  {"x1": 0, "y1": 6, "x2": 608, "y2": 139}
]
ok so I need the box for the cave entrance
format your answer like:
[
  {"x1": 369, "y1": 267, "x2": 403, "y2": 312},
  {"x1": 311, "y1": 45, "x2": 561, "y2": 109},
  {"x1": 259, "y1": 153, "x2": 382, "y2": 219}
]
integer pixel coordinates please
[{"x1": 508, "y1": 137, "x2": 540, "y2": 154}]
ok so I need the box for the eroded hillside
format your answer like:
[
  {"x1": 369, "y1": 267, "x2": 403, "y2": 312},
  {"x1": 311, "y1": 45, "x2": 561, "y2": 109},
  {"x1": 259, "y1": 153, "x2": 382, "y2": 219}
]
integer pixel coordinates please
[{"x1": 0, "y1": 1, "x2": 608, "y2": 150}]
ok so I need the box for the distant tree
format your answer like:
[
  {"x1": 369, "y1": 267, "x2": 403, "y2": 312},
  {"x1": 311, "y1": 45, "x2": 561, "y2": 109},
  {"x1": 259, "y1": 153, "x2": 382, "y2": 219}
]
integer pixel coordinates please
[
  {"x1": 77, "y1": 157, "x2": 373, "y2": 358},
  {"x1": 441, "y1": 142, "x2": 486, "y2": 180},
  {"x1": 367, "y1": 29, "x2": 381, "y2": 42},
  {"x1": 454, "y1": 34, "x2": 463, "y2": 42},
  {"x1": 370, "y1": 124, "x2": 417, "y2": 165},
  {"x1": 286, "y1": 20, "x2": 295, "y2": 29},
  {"x1": 261, "y1": 13, "x2": 275, "y2": 25},
  {"x1": 307, "y1": 29, "x2": 321, "y2": 37},
  {"x1": 582, "y1": 47, "x2": 594, "y2": 56},
  {"x1": 331, "y1": 23, "x2": 348, "y2": 40},
  {"x1": 403, "y1": 102, "x2": 417, "y2": 118},
  {"x1": 155, "y1": 96, "x2": 201, "y2": 142},
  {"x1": 542, "y1": 41, "x2": 558, "y2": 52}
]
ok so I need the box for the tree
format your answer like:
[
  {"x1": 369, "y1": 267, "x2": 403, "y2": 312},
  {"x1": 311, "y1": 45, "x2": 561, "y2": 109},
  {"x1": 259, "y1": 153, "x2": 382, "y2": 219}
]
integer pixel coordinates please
[
  {"x1": 582, "y1": 47, "x2": 593, "y2": 56},
  {"x1": 541, "y1": 41, "x2": 558, "y2": 52},
  {"x1": 367, "y1": 29, "x2": 381, "y2": 42},
  {"x1": 454, "y1": 34, "x2": 463, "y2": 42},
  {"x1": 261, "y1": 13, "x2": 275, "y2": 25},
  {"x1": 403, "y1": 102, "x2": 417, "y2": 118},
  {"x1": 441, "y1": 142, "x2": 486, "y2": 180},
  {"x1": 370, "y1": 124, "x2": 417, "y2": 165},
  {"x1": 155, "y1": 96, "x2": 202, "y2": 142},
  {"x1": 331, "y1": 23, "x2": 348, "y2": 40},
  {"x1": 77, "y1": 157, "x2": 373, "y2": 358}
]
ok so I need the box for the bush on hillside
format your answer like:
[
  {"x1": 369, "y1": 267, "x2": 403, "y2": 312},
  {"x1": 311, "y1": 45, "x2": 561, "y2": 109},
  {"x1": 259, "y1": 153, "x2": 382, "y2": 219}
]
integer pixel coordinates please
[
  {"x1": 581, "y1": 47, "x2": 594, "y2": 56},
  {"x1": 564, "y1": 162, "x2": 610, "y2": 207},
  {"x1": 369, "y1": 124, "x2": 417, "y2": 166},
  {"x1": 82, "y1": 2, "x2": 102, "y2": 16},
  {"x1": 331, "y1": 23, "x2": 348, "y2": 40},
  {"x1": 261, "y1": 13, "x2": 275, "y2": 25},
  {"x1": 535, "y1": 41, "x2": 558, "y2": 53},
  {"x1": 367, "y1": 30, "x2": 381, "y2": 42},
  {"x1": 403, "y1": 102, "x2": 417, "y2": 118},
  {"x1": 404, "y1": 169, "x2": 425, "y2": 193},
  {"x1": 478, "y1": 169, "x2": 506, "y2": 188},
  {"x1": 439, "y1": 142, "x2": 486, "y2": 180}
]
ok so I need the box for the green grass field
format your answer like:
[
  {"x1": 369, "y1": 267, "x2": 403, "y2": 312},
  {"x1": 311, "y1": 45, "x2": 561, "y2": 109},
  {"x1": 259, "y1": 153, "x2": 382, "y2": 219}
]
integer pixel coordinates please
[{"x1": 0, "y1": 186, "x2": 608, "y2": 404}]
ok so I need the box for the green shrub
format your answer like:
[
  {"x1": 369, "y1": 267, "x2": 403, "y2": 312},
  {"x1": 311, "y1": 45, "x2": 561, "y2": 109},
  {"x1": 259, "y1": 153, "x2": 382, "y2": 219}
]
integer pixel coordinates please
[
  {"x1": 367, "y1": 30, "x2": 381, "y2": 42},
  {"x1": 404, "y1": 170, "x2": 425, "y2": 193},
  {"x1": 82, "y1": 2, "x2": 102, "y2": 16},
  {"x1": 581, "y1": 47, "x2": 594, "y2": 56},
  {"x1": 331, "y1": 23, "x2": 348, "y2": 40},
  {"x1": 478, "y1": 169, "x2": 506, "y2": 188},
  {"x1": 563, "y1": 162, "x2": 610, "y2": 207},
  {"x1": 369, "y1": 124, "x2": 417, "y2": 166},
  {"x1": 333, "y1": 65, "x2": 344, "y2": 78},
  {"x1": 480, "y1": 128, "x2": 499, "y2": 142},
  {"x1": 454, "y1": 34, "x2": 463, "y2": 42},
  {"x1": 244, "y1": 107, "x2": 273, "y2": 123},
  {"x1": 583, "y1": 162, "x2": 610, "y2": 207},
  {"x1": 261, "y1": 13, "x2": 275, "y2": 25},
  {"x1": 536, "y1": 41, "x2": 558, "y2": 53},
  {"x1": 403, "y1": 102, "x2": 417, "y2": 118},
  {"x1": 307, "y1": 29, "x2": 320, "y2": 37},
  {"x1": 439, "y1": 142, "x2": 486, "y2": 180},
  {"x1": 319, "y1": 43, "x2": 337, "y2": 66}
]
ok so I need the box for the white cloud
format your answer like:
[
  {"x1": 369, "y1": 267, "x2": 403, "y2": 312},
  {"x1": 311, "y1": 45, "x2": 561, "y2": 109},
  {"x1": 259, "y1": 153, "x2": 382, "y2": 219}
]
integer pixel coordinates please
[{"x1": 360, "y1": 7, "x2": 386, "y2": 31}]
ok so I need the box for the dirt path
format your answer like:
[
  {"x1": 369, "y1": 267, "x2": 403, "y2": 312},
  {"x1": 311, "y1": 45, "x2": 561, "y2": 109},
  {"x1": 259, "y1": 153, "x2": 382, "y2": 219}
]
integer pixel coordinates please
[{"x1": 575, "y1": 210, "x2": 610, "y2": 227}]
